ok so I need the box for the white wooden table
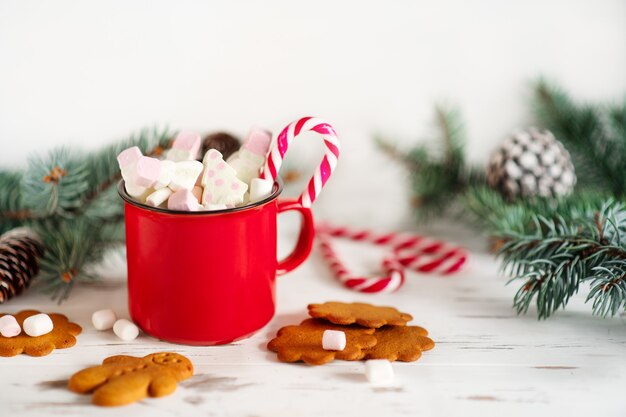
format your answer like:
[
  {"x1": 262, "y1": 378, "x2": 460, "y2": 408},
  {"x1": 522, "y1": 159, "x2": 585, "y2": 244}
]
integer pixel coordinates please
[{"x1": 1, "y1": 222, "x2": 625, "y2": 417}]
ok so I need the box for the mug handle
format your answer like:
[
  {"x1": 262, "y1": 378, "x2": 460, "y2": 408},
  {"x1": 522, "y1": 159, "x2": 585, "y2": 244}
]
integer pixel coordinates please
[{"x1": 276, "y1": 199, "x2": 315, "y2": 275}]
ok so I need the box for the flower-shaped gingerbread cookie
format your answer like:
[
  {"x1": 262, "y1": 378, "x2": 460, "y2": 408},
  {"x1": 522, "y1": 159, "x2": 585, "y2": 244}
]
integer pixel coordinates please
[
  {"x1": 0, "y1": 310, "x2": 82, "y2": 357},
  {"x1": 268, "y1": 318, "x2": 377, "y2": 365},
  {"x1": 365, "y1": 325, "x2": 435, "y2": 362},
  {"x1": 308, "y1": 302, "x2": 413, "y2": 328},
  {"x1": 68, "y1": 352, "x2": 194, "y2": 406}
]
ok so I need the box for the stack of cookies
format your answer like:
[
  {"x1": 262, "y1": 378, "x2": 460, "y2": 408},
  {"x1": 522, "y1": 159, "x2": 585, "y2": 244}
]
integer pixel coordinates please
[{"x1": 268, "y1": 302, "x2": 434, "y2": 365}]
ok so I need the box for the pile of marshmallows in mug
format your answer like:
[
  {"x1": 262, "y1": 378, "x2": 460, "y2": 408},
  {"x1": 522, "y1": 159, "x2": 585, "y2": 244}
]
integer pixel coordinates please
[{"x1": 118, "y1": 128, "x2": 274, "y2": 211}]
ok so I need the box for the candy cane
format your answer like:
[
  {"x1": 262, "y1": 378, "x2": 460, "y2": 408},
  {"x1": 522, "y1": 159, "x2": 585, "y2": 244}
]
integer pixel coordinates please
[
  {"x1": 316, "y1": 223, "x2": 468, "y2": 293},
  {"x1": 261, "y1": 117, "x2": 340, "y2": 208}
]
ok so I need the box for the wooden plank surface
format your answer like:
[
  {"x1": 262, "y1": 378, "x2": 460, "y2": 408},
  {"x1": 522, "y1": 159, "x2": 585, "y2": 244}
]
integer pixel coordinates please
[{"x1": 1, "y1": 224, "x2": 624, "y2": 417}]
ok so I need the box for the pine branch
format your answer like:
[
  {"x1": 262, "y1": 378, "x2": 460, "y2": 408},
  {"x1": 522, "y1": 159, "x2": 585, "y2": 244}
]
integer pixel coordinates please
[
  {"x1": 533, "y1": 79, "x2": 626, "y2": 195},
  {"x1": 497, "y1": 201, "x2": 626, "y2": 318},
  {"x1": 377, "y1": 106, "x2": 483, "y2": 219}
]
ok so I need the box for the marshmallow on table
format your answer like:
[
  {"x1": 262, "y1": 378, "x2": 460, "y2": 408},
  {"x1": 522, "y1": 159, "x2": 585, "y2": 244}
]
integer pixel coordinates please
[
  {"x1": 168, "y1": 189, "x2": 201, "y2": 211},
  {"x1": 249, "y1": 178, "x2": 274, "y2": 203},
  {"x1": 113, "y1": 319, "x2": 139, "y2": 341},
  {"x1": 169, "y1": 160, "x2": 204, "y2": 191},
  {"x1": 227, "y1": 128, "x2": 272, "y2": 185},
  {"x1": 146, "y1": 188, "x2": 173, "y2": 207},
  {"x1": 322, "y1": 330, "x2": 346, "y2": 351},
  {"x1": 166, "y1": 131, "x2": 201, "y2": 161},
  {"x1": 23, "y1": 313, "x2": 53, "y2": 337},
  {"x1": 201, "y1": 149, "x2": 248, "y2": 206},
  {"x1": 0, "y1": 315, "x2": 21, "y2": 337},
  {"x1": 364, "y1": 360, "x2": 394, "y2": 384},
  {"x1": 154, "y1": 160, "x2": 176, "y2": 190},
  {"x1": 92, "y1": 309, "x2": 117, "y2": 331}
]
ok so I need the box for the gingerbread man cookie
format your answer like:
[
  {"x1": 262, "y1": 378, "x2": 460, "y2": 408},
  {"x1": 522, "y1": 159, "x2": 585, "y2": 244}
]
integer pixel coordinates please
[
  {"x1": 268, "y1": 318, "x2": 377, "y2": 365},
  {"x1": 68, "y1": 352, "x2": 194, "y2": 406},
  {"x1": 308, "y1": 302, "x2": 413, "y2": 328},
  {"x1": 0, "y1": 310, "x2": 82, "y2": 357}
]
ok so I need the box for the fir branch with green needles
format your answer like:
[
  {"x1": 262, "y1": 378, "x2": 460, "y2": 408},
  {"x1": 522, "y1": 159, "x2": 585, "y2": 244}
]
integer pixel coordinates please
[
  {"x1": 0, "y1": 127, "x2": 171, "y2": 302},
  {"x1": 378, "y1": 79, "x2": 626, "y2": 319},
  {"x1": 498, "y1": 201, "x2": 626, "y2": 318},
  {"x1": 376, "y1": 106, "x2": 484, "y2": 219}
]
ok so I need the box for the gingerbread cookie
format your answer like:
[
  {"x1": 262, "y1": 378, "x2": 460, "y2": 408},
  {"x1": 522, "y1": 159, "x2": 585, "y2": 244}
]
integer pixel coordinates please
[
  {"x1": 68, "y1": 352, "x2": 194, "y2": 407},
  {"x1": 268, "y1": 318, "x2": 377, "y2": 365},
  {"x1": 308, "y1": 302, "x2": 413, "y2": 328},
  {"x1": 365, "y1": 325, "x2": 434, "y2": 362},
  {"x1": 0, "y1": 310, "x2": 82, "y2": 357}
]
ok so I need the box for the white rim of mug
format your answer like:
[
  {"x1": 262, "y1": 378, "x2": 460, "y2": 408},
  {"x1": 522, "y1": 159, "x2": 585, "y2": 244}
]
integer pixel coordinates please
[{"x1": 117, "y1": 177, "x2": 284, "y2": 215}]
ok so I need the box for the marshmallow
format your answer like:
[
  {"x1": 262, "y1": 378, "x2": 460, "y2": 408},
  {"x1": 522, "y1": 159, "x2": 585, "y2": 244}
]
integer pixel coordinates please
[
  {"x1": 227, "y1": 128, "x2": 271, "y2": 184},
  {"x1": 133, "y1": 156, "x2": 162, "y2": 187},
  {"x1": 91, "y1": 309, "x2": 117, "y2": 331},
  {"x1": 201, "y1": 149, "x2": 248, "y2": 206},
  {"x1": 249, "y1": 178, "x2": 274, "y2": 203},
  {"x1": 203, "y1": 203, "x2": 227, "y2": 211},
  {"x1": 166, "y1": 148, "x2": 196, "y2": 162},
  {"x1": 113, "y1": 319, "x2": 139, "y2": 341},
  {"x1": 364, "y1": 360, "x2": 394, "y2": 384},
  {"x1": 125, "y1": 183, "x2": 152, "y2": 202},
  {"x1": 171, "y1": 131, "x2": 201, "y2": 159},
  {"x1": 0, "y1": 315, "x2": 21, "y2": 337},
  {"x1": 169, "y1": 160, "x2": 204, "y2": 191},
  {"x1": 146, "y1": 188, "x2": 173, "y2": 207},
  {"x1": 23, "y1": 313, "x2": 53, "y2": 337},
  {"x1": 118, "y1": 147, "x2": 143, "y2": 186},
  {"x1": 117, "y1": 146, "x2": 142, "y2": 170},
  {"x1": 168, "y1": 189, "x2": 201, "y2": 211},
  {"x1": 322, "y1": 330, "x2": 346, "y2": 351},
  {"x1": 154, "y1": 160, "x2": 176, "y2": 189}
]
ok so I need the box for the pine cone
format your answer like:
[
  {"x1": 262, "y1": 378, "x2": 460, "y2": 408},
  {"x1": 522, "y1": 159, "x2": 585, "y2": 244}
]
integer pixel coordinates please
[
  {"x1": 0, "y1": 228, "x2": 45, "y2": 304},
  {"x1": 486, "y1": 128, "x2": 576, "y2": 200}
]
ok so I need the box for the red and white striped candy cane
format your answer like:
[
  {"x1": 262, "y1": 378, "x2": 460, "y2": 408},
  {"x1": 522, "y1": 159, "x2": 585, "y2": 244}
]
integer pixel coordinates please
[
  {"x1": 316, "y1": 223, "x2": 468, "y2": 293},
  {"x1": 261, "y1": 117, "x2": 340, "y2": 208}
]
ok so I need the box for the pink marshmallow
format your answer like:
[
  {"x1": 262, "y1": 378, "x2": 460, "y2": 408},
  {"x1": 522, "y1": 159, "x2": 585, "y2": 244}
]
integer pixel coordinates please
[
  {"x1": 0, "y1": 315, "x2": 21, "y2": 338},
  {"x1": 117, "y1": 146, "x2": 142, "y2": 169},
  {"x1": 168, "y1": 189, "x2": 200, "y2": 211},
  {"x1": 172, "y1": 131, "x2": 201, "y2": 159},
  {"x1": 134, "y1": 156, "x2": 162, "y2": 188},
  {"x1": 242, "y1": 128, "x2": 271, "y2": 156}
]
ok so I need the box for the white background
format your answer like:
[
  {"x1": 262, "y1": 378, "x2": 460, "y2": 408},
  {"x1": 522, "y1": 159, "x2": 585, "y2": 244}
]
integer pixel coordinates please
[{"x1": 1, "y1": 0, "x2": 625, "y2": 226}]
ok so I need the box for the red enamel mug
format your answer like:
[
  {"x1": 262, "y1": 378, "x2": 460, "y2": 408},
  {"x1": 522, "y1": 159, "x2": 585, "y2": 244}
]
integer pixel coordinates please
[{"x1": 118, "y1": 179, "x2": 314, "y2": 345}]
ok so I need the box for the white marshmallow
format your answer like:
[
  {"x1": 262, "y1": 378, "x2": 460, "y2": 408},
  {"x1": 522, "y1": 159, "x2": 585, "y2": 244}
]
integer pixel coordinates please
[
  {"x1": 91, "y1": 309, "x2": 117, "y2": 331},
  {"x1": 0, "y1": 315, "x2": 21, "y2": 337},
  {"x1": 169, "y1": 160, "x2": 204, "y2": 191},
  {"x1": 113, "y1": 319, "x2": 139, "y2": 341},
  {"x1": 154, "y1": 160, "x2": 176, "y2": 189},
  {"x1": 125, "y1": 181, "x2": 149, "y2": 199},
  {"x1": 249, "y1": 178, "x2": 274, "y2": 203},
  {"x1": 364, "y1": 360, "x2": 394, "y2": 384},
  {"x1": 146, "y1": 188, "x2": 173, "y2": 207},
  {"x1": 322, "y1": 330, "x2": 346, "y2": 351},
  {"x1": 166, "y1": 148, "x2": 196, "y2": 162},
  {"x1": 201, "y1": 149, "x2": 248, "y2": 206},
  {"x1": 23, "y1": 313, "x2": 53, "y2": 337},
  {"x1": 202, "y1": 203, "x2": 227, "y2": 211}
]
